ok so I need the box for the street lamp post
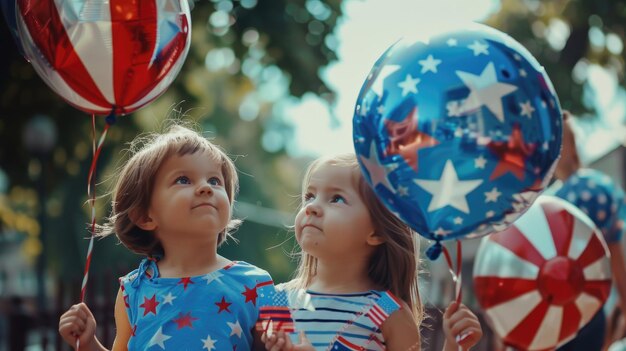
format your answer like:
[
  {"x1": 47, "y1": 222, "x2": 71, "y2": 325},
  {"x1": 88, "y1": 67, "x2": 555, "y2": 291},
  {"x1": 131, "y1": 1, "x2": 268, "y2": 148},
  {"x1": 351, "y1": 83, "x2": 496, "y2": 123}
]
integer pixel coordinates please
[{"x1": 22, "y1": 114, "x2": 57, "y2": 347}]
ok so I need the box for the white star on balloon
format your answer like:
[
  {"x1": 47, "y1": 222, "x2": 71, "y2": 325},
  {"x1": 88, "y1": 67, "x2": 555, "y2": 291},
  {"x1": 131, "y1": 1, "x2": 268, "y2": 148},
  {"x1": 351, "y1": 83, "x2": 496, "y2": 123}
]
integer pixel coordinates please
[
  {"x1": 520, "y1": 100, "x2": 535, "y2": 118},
  {"x1": 456, "y1": 62, "x2": 518, "y2": 123},
  {"x1": 468, "y1": 40, "x2": 489, "y2": 56},
  {"x1": 474, "y1": 155, "x2": 487, "y2": 169},
  {"x1": 372, "y1": 65, "x2": 400, "y2": 96},
  {"x1": 148, "y1": 327, "x2": 171, "y2": 349},
  {"x1": 434, "y1": 227, "x2": 451, "y2": 236},
  {"x1": 397, "y1": 185, "x2": 409, "y2": 197},
  {"x1": 454, "y1": 216, "x2": 463, "y2": 225},
  {"x1": 484, "y1": 187, "x2": 502, "y2": 202},
  {"x1": 397, "y1": 74, "x2": 420, "y2": 96},
  {"x1": 419, "y1": 55, "x2": 442, "y2": 73},
  {"x1": 228, "y1": 320, "x2": 243, "y2": 338},
  {"x1": 359, "y1": 141, "x2": 396, "y2": 193},
  {"x1": 414, "y1": 160, "x2": 483, "y2": 213},
  {"x1": 162, "y1": 292, "x2": 176, "y2": 305}
]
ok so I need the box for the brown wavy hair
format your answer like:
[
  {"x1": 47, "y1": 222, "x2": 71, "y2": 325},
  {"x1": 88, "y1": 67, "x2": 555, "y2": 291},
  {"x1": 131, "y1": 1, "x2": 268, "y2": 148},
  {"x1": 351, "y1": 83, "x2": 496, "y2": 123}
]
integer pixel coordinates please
[
  {"x1": 289, "y1": 153, "x2": 423, "y2": 325},
  {"x1": 99, "y1": 124, "x2": 240, "y2": 256}
]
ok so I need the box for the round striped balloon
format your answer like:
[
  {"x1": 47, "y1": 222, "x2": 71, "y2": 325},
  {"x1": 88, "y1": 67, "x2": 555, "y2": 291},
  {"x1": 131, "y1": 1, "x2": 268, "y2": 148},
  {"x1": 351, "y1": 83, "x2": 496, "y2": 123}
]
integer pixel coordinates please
[
  {"x1": 16, "y1": 0, "x2": 191, "y2": 116},
  {"x1": 473, "y1": 195, "x2": 611, "y2": 351}
]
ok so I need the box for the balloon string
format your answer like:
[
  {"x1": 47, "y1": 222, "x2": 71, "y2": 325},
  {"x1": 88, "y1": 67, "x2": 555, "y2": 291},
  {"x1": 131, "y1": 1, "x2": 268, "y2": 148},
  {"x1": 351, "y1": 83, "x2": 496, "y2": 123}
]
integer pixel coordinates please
[
  {"x1": 442, "y1": 240, "x2": 463, "y2": 350},
  {"x1": 441, "y1": 240, "x2": 462, "y2": 304},
  {"x1": 77, "y1": 114, "x2": 114, "y2": 351}
]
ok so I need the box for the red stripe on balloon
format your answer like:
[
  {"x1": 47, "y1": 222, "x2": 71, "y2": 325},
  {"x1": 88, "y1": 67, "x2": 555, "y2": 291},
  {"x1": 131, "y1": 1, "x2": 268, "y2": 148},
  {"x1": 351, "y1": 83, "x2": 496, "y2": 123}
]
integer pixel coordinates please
[
  {"x1": 474, "y1": 277, "x2": 537, "y2": 309},
  {"x1": 490, "y1": 225, "x2": 546, "y2": 268},
  {"x1": 109, "y1": 0, "x2": 189, "y2": 114},
  {"x1": 576, "y1": 233, "x2": 608, "y2": 268},
  {"x1": 18, "y1": 0, "x2": 108, "y2": 110},
  {"x1": 542, "y1": 203, "x2": 574, "y2": 256},
  {"x1": 558, "y1": 302, "x2": 582, "y2": 342},
  {"x1": 582, "y1": 280, "x2": 612, "y2": 303},
  {"x1": 505, "y1": 300, "x2": 549, "y2": 350}
]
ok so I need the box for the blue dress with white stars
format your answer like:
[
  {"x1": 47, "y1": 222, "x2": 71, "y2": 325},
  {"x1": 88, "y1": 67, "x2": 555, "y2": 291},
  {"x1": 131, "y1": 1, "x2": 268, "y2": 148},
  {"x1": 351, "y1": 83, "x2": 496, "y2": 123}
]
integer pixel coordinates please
[{"x1": 119, "y1": 258, "x2": 273, "y2": 350}]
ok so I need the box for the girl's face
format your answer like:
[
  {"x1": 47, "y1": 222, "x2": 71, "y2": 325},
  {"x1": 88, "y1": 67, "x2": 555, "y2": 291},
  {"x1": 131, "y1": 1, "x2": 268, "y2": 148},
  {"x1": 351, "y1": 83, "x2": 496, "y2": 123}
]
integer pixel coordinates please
[
  {"x1": 295, "y1": 162, "x2": 378, "y2": 260},
  {"x1": 140, "y1": 151, "x2": 231, "y2": 242}
]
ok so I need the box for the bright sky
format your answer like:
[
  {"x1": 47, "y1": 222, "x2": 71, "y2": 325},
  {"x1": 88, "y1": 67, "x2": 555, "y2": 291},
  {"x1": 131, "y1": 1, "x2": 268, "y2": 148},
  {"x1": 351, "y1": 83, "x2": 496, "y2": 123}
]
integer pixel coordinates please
[{"x1": 285, "y1": 0, "x2": 501, "y2": 157}]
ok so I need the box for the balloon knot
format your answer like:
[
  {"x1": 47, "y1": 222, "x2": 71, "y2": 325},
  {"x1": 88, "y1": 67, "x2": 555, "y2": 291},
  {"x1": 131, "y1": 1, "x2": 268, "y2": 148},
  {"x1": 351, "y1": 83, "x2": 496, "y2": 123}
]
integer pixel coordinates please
[
  {"x1": 426, "y1": 241, "x2": 443, "y2": 260},
  {"x1": 105, "y1": 110, "x2": 117, "y2": 125}
]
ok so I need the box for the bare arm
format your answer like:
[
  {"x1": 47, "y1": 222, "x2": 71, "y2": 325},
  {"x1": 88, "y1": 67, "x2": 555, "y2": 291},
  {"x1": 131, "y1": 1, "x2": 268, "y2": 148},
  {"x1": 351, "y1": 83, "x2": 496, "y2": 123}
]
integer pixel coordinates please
[
  {"x1": 111, "y1": 288, "x2": 132, "y2": 351},
  {"x1": 381, "y1": 302, "x2": 421, "y2": 351}
]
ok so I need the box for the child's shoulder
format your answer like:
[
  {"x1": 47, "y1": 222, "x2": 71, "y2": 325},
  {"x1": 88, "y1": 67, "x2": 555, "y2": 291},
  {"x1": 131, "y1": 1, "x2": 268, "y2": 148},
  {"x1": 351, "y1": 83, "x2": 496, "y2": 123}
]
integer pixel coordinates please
[{"x1": 225, "y1": 260, "x2": 273, "y2": 286}]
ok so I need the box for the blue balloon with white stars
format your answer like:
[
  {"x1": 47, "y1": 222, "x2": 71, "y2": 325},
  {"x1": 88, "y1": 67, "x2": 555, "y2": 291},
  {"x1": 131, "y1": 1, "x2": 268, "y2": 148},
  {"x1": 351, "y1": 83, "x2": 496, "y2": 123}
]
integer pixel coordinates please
[
  {"x1": 555, "y1": 169, "x2": 626, "y2": 245},
  {"x1": 353, "y1": 23, "x2": 562, "y2": 258}
]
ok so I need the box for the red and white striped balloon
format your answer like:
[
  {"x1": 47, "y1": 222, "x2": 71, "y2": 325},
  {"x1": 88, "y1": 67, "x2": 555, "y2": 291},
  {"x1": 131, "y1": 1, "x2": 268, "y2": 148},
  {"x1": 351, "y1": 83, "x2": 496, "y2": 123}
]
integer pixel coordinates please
[
  {"x1": 16, "y1": 0, "x2": 191, "y2": 116},
  {"x1": 473, "y1": 196, "x2": 612, "y2": 351}
]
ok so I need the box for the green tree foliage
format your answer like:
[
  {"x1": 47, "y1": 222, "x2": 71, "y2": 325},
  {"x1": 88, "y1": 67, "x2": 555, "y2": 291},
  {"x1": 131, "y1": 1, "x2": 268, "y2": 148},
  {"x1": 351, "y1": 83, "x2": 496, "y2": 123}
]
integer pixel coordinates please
[
  {"x1": 0, "y1": 0, "x2": 342, "y2": 286},
  {"x1": 486, "y1": 0, "x2": 626, "y2": 114}
]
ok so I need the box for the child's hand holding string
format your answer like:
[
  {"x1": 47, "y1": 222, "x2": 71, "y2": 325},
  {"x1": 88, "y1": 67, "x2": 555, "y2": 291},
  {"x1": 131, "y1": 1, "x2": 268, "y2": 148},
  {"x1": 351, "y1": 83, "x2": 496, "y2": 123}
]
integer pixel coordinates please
[
  {"x1": 262, "y1": 330, "x2": 314, "y2": 351},
  {"x1": 442, "y1": 302, "x2": 483, "y2": 351},
  {"x1": 58, "y1": 303, "x2": 100, "y2": 350}
]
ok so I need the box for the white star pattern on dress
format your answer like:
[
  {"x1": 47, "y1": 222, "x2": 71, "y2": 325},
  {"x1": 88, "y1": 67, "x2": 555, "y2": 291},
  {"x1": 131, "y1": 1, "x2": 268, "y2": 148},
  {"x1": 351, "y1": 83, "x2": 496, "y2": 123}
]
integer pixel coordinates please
[
  {"x1": 359, "y1": 141, "x2": 396, "y2": 193},
  {"x1": 520, "y1": 100, "x2": 535, "y2": 118},
  {"x1": 228, "y1": 320, "x2": 243, "y2": 338},
  {"x1": 419, "y1": 55, "x2": 442, "y2": 73},
  {"x1": 468, "y1": 40, "x2": 489, "y2": 56},
  {"x1": 484, "y1": 187, "x2": 502, "y2": 202},
  {"x1": 372, "y1": 65, "x2": 400, "y2": 96},
  {"x1": 519, "y1": 69, "x2": 527, "y2": 77},
  {"x1": 202, "y1": 271, "x2": 223, "y2": 285},
  {"x1": 148, "y1": 327, "x2": 171, "y2": 349},
  {"x1": 377, "y1": 105, "x2": 385, "y2": 114},
  {"x1": 474, "y1": 155, "x2": 487, "y2": 169},
  {"x1": 447, "y1": 38, "x2": 458, "y2": 46},
  {"x1": 397, "y1": 74, "x2": 420, "y2": 96},
  {"x1": 201, "y1": 334, "x2": 217, "y2": 350},
  {"x1": 486, "y1": 210, "x2": 495, "y2": 218},
  {"x1": 414, "y1": 160, "x2": 483, "y2": 213},
  {"x1": 456, "y1": 62, "x2": 518, "y2": 123},
  {"x1": 454, "y1": 217, "x2": 463, "y2": 225},
  {"x1": 162, "y1": 292, "x2": 176, "y2": 305}
]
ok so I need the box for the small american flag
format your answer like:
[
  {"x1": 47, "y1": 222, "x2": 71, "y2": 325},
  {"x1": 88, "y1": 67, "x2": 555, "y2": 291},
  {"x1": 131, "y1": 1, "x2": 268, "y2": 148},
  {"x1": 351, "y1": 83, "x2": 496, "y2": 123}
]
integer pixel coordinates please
[
  {"x1": 330, "y1": 336, "x2": 366, "y2": 351},
  {"x1": 256, "y1": 290, "x2": 295, "y2": 333},
  {"x1": 367, "y1": 291, "x2": 402, "y2": 328}
]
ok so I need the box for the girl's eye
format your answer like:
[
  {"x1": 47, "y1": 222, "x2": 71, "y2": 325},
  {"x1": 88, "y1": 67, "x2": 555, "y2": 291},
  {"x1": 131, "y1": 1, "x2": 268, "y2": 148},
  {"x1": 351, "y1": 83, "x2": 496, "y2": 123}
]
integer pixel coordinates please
[
  {"x1": 175, "y1": 176, "x2": 191, "y2": 185},
  {"x1": 209, "y1": 177, "x2": 222, "y2": 186},
  {"x1": 331, "y1": 195, "x2": 346, "y2": 204},
  {"x1": 303, "y1": 193, "x2": 315, "y2": 203}
]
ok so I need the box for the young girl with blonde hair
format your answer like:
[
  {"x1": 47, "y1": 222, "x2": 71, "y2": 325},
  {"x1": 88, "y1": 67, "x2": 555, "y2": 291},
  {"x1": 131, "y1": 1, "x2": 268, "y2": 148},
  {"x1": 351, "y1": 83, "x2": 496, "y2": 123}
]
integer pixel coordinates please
[{"x1": 261, "y1": 153, "x2": 482, "y2": 351}]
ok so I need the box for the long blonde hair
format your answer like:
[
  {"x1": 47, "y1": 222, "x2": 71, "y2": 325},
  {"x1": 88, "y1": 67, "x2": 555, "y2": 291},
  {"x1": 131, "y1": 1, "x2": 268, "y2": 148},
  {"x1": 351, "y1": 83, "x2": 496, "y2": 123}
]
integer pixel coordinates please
[{"x1": 290, "y1": 153, "x2": 423, "y2": 325}]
